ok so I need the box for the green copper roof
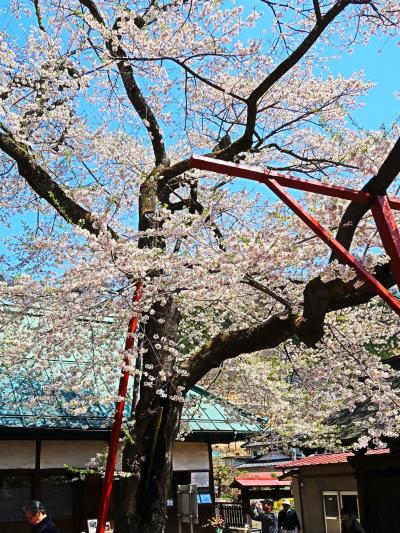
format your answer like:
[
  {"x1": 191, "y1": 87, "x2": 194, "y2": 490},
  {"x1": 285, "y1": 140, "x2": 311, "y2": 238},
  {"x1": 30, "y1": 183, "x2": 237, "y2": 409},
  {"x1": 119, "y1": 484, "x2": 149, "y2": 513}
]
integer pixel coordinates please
[
  {"x1": 0, "y1": 306, "x2": 264, "y2": 439},
  {"x1": 0, "y1": 374, "x2": 263, "y2": 437}
]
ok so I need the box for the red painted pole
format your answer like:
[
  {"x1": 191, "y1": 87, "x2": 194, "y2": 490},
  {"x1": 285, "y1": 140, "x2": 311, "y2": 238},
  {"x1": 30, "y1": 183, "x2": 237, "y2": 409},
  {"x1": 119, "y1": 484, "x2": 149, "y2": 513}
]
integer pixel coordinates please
[
  {"x1": 371, "y1": 196, "x2": 400, "y2": 288},
  {"x1": 265, "y1": 178, "x2": 400, "y2": 316},
  {"x1": 189, "y1": 155, "x2": 372, "y2": 204},
  {"x1": 189, "y1": 155, "x2": 400, "y2": 210},
  {"x1": 96, "y1": 281, "x2": 143, "y2": 533}
]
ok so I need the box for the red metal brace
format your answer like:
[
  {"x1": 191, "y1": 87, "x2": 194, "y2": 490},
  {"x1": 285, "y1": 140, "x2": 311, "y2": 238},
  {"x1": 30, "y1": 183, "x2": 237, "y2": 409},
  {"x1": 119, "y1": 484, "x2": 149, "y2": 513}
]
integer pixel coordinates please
[
  {"x1": 371, "y1": 196, "x2": 400, "y2": 289},
  {"x1": 189, "y1": 155, "x2": 400, "y2": 317},
  {"x1": 97, "y1": 280, "x2": 143, "y2": 533}
]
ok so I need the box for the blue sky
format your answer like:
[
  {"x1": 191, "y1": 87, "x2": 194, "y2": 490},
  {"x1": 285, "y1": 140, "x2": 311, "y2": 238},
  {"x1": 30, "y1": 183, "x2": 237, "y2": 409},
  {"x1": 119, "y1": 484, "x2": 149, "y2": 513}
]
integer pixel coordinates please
[
  {"x1": 0, "y1": 3, "x2": 399, "y2": 268},
  {"x1": 329, "y1": 37, "x2": 399, "y2": 129}
]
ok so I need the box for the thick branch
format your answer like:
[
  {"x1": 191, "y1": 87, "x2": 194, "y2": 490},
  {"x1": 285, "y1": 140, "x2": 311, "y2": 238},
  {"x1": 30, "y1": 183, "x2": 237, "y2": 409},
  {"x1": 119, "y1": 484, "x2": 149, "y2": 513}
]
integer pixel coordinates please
[
  {"x1": 33, "y1": 0, "x2": 46, "y2": 32},
  {"x1": 249, "y1": 1, "x2": 349, "y2": 104},
  {"x1": 241, "y1": 0, "x2": 350, "y2": 145},
  {"x1": 332, "y1": 135, "x2": 400, "y2": 257},
  {"x1": 161, "y1": 0, "x2": 351, "y2": 185},
  {"x1": 185, "y1": 261, "x2": 395, "y2": 387},
  {"x1": 184, "y1": 313, "x2": 296, "y2": 390},
  {"x1": 0, "y1": 132, "x2": 118, "y2": 239},
  {"x1": 313, "y1": 0, "x2": 322, "y2": 22},
  {"x1": 299, "y1": 262, "x2": 394, "y2": 346}
]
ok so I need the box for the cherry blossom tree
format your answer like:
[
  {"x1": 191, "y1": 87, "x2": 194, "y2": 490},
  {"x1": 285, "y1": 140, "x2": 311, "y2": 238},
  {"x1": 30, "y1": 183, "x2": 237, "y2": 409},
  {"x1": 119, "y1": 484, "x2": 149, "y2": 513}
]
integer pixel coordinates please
[{"x1": 1, "y1": 0, "x2": 400, "y2": 532}]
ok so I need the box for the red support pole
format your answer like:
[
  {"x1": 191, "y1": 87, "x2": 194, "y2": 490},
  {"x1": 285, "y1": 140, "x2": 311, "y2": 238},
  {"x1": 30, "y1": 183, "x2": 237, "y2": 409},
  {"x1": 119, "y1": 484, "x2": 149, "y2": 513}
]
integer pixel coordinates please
[
  {"x1": 189, "y1": 155, "x2": 372, "y2": 204},
  {"x1": 188, "y1": 155, "x2": 400, "y2": 317},
  {"x1": 371, "y1": 196, "x2": 400, "y2": 288},
  {"x1": 265, "y1": 178, "x2": 400, "y2": 317},
  {"x1": 96, "y1": 281, "x2": 143, "y2": 533},
  {"x1": 189, "y1": 155, "x2": 400, "y2": 211}
]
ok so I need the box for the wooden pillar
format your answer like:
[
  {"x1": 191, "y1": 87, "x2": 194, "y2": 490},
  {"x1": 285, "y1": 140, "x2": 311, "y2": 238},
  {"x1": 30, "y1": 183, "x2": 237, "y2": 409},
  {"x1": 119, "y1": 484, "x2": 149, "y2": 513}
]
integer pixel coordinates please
[
  {"x1": 32, "y1": 439, "x2": 41, "y2": 499},
  {"x1": 208, "y1": 443, "x2": 215, "y2": 503},
  {"x1": 241, "y1": 488, "x2": 251, "y2": 525}
]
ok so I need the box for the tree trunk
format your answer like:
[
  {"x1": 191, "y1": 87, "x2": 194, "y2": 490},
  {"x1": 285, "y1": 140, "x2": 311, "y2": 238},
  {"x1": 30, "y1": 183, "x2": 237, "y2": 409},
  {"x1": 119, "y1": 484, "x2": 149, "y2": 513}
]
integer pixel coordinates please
[{"x1": 114, "y1": 297, "x2": 183, "y2": 533}]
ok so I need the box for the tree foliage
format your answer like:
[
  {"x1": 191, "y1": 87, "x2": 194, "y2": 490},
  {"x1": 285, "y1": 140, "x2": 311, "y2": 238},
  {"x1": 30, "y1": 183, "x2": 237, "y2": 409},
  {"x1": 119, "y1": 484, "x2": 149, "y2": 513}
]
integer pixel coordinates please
[{"x1": 1, "y1": 0, "x2": 400, "y2": 529}]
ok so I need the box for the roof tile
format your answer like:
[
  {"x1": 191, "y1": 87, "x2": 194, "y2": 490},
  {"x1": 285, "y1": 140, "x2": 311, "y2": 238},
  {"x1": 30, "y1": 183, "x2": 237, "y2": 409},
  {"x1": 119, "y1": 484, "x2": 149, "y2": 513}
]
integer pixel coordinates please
[{"x1": 279, "y1": 448, "x2": 389, "y2": 468}]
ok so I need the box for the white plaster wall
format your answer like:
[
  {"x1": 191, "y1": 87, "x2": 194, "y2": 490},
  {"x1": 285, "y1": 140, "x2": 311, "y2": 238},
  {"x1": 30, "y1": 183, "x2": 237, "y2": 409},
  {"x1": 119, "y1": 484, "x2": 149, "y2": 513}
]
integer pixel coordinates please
[
  {"x1": 300, "y1": 466, "x2": 357, "y2": 533},
  {"x1": 291, "y1": 478, "x2": 303, "y2": 528},
  {"x1": 41, "y1": 440, "x2": 108, "y2": 469},
  {"x1": 0, "y1": 440, "x2": 36, "y2": 469},
  {"x1": 172, "y1": 442, "x2": 209, "y2": 471}
]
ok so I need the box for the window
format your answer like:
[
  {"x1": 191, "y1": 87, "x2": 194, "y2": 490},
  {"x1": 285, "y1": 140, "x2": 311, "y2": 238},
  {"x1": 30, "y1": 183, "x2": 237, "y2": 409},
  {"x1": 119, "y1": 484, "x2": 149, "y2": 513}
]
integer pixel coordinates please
[
  {"x1": 323, "y1": 493, "x2": 339, "y2": 518},
  {"x1": 340, "y1": 492, "x2": 359, "y2": 519},
  {"x1": 41, "y1": 475, "x2": 73, "y2": 520},
  {"x1": 322, "y1": 491, "x2": 360, "y2": 533},
  {"x1": 0, "y1": 475, "x2": 31, "y2": 522}
]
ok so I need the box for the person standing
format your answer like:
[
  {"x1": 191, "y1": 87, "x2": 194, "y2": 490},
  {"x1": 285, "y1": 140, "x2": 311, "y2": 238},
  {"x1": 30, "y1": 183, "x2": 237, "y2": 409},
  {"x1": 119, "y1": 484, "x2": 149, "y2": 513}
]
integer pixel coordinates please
[
  {"x1": 250, "y1": 498, "x2": 278, "y2": 533},
  {"x1": 278, "y1": 499, "x2": 301, "y2": 532},
  {"x1": 23, "y1": 501, "x2": 57, "y2": 533},
  {"x1": 340, "y1": 508, "x2": 365, "y2": 533}
]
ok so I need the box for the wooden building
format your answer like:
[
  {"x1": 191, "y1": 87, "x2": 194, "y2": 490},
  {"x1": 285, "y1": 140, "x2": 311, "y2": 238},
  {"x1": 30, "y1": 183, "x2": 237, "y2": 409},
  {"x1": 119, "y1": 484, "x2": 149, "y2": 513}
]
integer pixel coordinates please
[
  {"x1": 279, "y1": 448, "x2": 397, "y2": 533},
  {"x1": 0, "y1": 382, "x2": 261, "y2": 533},
  {"x1": 231, "y1": 471, "x2": 292, "y2": 510}
]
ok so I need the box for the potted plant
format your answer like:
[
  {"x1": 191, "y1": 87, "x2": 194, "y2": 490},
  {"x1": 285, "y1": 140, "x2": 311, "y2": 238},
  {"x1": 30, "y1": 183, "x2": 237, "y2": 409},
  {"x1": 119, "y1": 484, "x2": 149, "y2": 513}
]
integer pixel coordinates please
[{"x1": 203, "y1": 514, "x2": 226, "y2": 532}]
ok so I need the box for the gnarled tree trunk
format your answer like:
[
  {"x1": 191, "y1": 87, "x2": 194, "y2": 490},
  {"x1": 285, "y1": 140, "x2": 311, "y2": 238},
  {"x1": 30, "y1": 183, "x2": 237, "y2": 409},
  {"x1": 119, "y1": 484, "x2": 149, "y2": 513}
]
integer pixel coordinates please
[{"x1": 115, "y1": 298, "x2": 183, "y2": 533}]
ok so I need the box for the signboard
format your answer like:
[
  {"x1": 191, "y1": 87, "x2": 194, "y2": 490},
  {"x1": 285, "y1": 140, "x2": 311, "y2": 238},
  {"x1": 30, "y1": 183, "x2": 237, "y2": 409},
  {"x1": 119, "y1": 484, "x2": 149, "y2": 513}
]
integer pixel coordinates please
[
  {"x1": 87, "y1": 519, "x2": 111, "y2": 532},
  {"x1": 87, "y1": 519, "x2": 97, "y2": 533},
  {"x1": 191, "y1": 471, "x2": 209, "y2": 488}
]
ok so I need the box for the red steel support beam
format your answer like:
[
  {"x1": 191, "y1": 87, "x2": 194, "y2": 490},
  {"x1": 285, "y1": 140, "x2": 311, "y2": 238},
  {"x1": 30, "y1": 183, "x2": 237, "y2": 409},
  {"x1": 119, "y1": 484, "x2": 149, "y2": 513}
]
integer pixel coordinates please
[
  {"x1": 371, "y1": 196, "x2": 400, "y2": 289},
  {"x1": 97, "y1": 281, "x2": 143, "y2": 533},
  {"x1": 266, "y1": 178, "x2": 400, "y2": 316},
  {"x1": 189, "y1": 155, "x2": 400, "y2": 210},
  {"x1": 189, "y1": 155, "x2": 400, "y2": 317},
  {"x1": 190, "y1": 155, "x2": 371, "y2": 203}
]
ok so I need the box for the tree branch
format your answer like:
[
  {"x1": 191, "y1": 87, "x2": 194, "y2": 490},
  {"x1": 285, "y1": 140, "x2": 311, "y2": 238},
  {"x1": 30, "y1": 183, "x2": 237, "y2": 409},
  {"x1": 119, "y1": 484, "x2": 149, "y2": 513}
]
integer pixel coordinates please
[
  {"x1": 266, "y1": 142, "x2": 358, "y2": 172},
  {"x1": 0, "y1": 132, "x2": 119, "y2": 239},
  {"x1": 161, "y1": 0, "x2": 352, "y2": 185},
  {"x1": 184, "y1": 313, "x2": 296, "y2": 390},
  {"x1": 332, "y1": 135, "x2": 400, "y2": 258},
  {"x1": 312, "y1": 0, "x2": 322, "y2": 23},
  {"x1": 245, "y1": 0, "x2": 350, "y2": 124},
  {"x1": 33, "y1": 0, "x2": 46, "y2": 32},
  {"x1": 184, "y1": 260, "x2": 395, "y2": 388},
  {"x1": 242, "y1": 275, "x2": 293, "y2": 311},
  {"x1": 79, "y1": 0, "x2": 168, "y2": 166}
]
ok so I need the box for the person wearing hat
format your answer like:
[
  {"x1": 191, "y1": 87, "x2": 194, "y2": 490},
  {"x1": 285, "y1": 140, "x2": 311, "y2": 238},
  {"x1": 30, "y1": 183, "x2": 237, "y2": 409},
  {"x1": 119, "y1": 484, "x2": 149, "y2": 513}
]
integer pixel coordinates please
[
  {"x1": 278, "y1": 499, "x2": 301, "y2": 533},
  {"x1": 250, "y1": 498, "x2": 278, "y2": 533}
]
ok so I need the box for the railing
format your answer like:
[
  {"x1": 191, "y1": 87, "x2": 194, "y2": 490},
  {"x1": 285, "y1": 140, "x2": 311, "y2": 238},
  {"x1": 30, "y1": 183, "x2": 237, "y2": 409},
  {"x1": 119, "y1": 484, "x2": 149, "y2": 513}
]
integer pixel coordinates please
[{"x1": 217, "y1": 502, "x2": 245, "y2": 528}]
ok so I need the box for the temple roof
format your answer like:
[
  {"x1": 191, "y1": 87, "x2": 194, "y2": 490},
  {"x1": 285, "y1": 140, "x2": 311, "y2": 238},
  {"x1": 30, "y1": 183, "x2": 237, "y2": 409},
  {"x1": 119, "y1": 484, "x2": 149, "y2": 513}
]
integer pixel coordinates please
[{"x1": 0, "y1": 374, "x2": 263, "y2": 442}]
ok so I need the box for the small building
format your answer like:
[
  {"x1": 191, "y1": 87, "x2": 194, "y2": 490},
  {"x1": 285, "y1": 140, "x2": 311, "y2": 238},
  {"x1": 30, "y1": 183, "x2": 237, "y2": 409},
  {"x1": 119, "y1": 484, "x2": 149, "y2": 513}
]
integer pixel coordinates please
[
  {"x1": 279, "y1": 448, "x2": 391, "y2": 533},
  {"x1": 231, "y1": 471, "x2": 292, "y2": 507},
  {"x1": 0, "y1": 381, "x2": 262, "y2": 533},
  {"x1": 275, "y1": 355, "x2": 400, "y2": 533},
  {"x1": 235, "y1": 441, "x2": 302, "y2": 472}
]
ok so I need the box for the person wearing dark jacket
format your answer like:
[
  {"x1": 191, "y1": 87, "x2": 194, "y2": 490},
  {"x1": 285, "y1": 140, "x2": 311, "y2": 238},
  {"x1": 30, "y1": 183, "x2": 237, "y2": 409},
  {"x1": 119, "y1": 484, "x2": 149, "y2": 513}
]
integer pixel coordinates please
[
  {"x1": 23, "y1": 501, "x2": 57, "y2": 533},
  {"x1": 340, "y1": 508, "x2": 365, "y2": 533},
  {"x1": 278, "y1": 499, "x2": 301, "y2": 532},
  {"x1": 250, "y1": 498, "x2": 278, "y2": 533}
]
